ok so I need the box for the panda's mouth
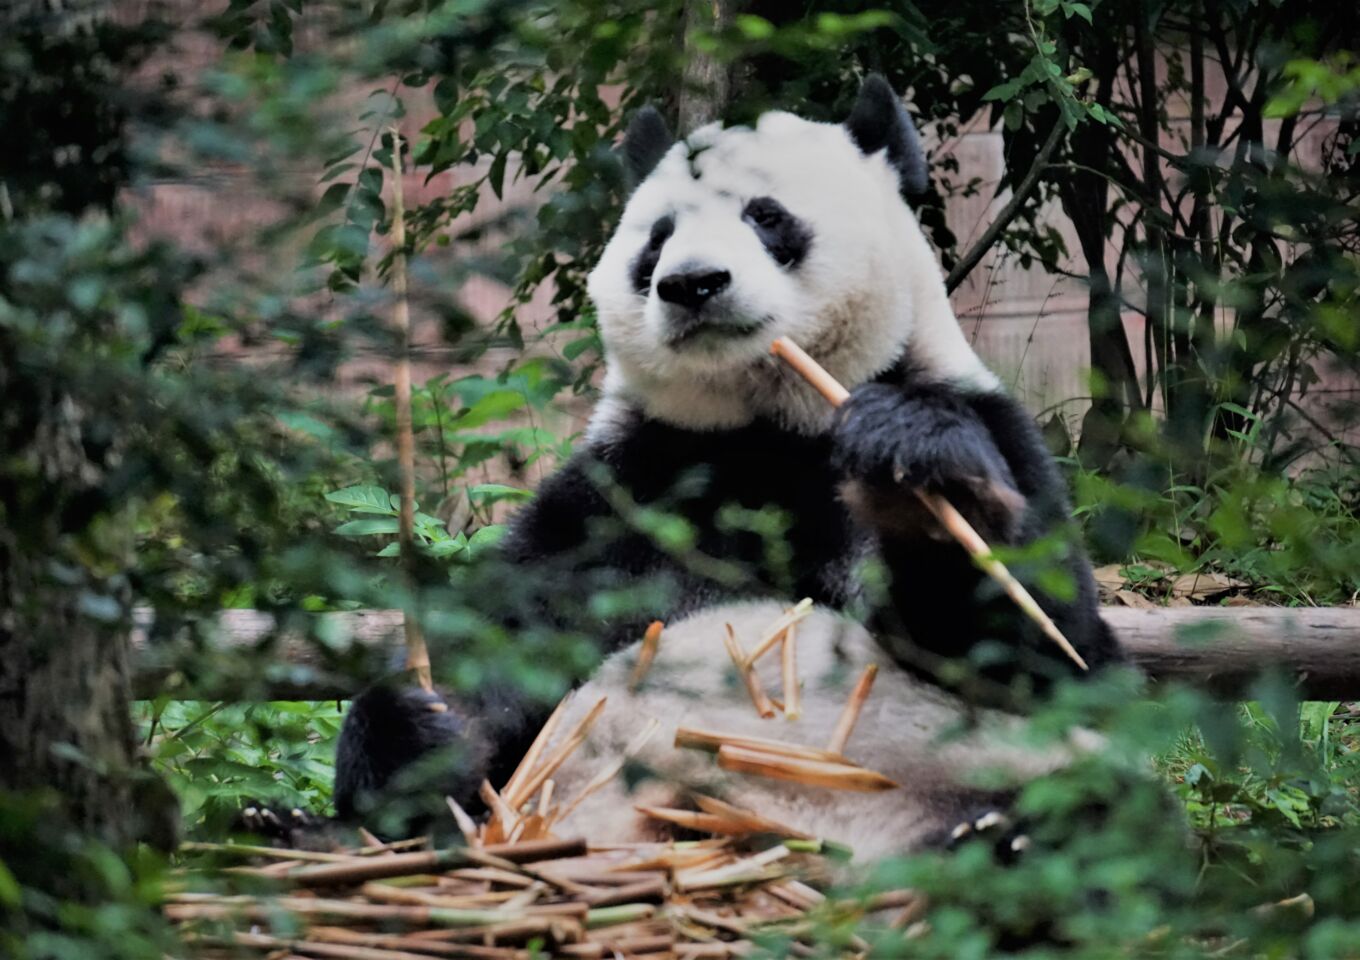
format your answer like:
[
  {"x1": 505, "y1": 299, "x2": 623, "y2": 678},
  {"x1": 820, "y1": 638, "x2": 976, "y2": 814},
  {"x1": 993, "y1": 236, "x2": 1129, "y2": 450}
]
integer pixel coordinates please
[{"x1": 664, "y1": 313, "x2": 769, "y2": 349}]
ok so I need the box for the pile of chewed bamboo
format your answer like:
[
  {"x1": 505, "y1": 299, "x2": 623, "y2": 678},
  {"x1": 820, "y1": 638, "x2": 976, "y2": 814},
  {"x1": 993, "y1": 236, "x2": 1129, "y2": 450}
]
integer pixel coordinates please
[{"x1": 167, "y1": 603, "x2": 921, "y2": 958}]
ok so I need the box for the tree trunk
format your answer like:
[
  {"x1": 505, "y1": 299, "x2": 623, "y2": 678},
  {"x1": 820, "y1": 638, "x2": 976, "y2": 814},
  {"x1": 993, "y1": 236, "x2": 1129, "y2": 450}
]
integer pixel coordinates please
[
  {"x1": 677, "y1": 0, "x2": 738, "y2": 133},
  {"x1": 1059, "y1": 32, "x2": 1141, "y2": 469},
  {"x1": 0, "y1": 376, "x2": 149, "y2": 849}
]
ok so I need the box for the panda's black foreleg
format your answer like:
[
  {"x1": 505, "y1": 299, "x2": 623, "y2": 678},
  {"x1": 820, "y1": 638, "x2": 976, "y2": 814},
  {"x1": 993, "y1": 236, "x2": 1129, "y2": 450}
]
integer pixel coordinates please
[
  {"x1": 831, "y1": 380, "x2": 1027, "y2": 545},
  {"x1": 332, "y1": 684, "x2": 484, "y2": 834},
  {"x1": 830, "y1": 378, "x2": 1106, "y2": 693},
  {"x1": 331, "y1": 680, "x2": 557, "y2": 838}
]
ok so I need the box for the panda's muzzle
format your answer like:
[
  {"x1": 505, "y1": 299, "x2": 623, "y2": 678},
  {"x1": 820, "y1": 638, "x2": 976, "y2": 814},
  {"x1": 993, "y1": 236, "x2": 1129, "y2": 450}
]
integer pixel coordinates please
[
  {"x1": 656, "y1": 266, "x2": 765, "y2": 347},
  {"x1": 657, "y1": 267, "x2": 731, "y2": 311}
]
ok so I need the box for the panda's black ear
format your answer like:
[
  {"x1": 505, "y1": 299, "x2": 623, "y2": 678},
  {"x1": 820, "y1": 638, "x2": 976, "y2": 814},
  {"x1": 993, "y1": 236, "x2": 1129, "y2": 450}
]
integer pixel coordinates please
[
  {"x1": 844, "y1": 74, "x2": 929, "y2": 196},
  {"x1": 622, "y1": 105, "x2": 674, "y2": 188}
]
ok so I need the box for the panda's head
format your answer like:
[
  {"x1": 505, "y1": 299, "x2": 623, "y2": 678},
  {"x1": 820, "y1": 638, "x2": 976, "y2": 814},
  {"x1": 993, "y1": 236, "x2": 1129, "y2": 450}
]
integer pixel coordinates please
[{"x1": 587, "y1": 75, "x2": 995, "y2": 434}]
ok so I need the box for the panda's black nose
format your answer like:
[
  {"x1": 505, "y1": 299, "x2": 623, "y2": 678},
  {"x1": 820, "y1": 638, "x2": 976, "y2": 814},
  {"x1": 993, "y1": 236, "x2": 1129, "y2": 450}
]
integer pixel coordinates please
[{"x1": 656, "y1": 268, "x2": 731, "y2": 310}]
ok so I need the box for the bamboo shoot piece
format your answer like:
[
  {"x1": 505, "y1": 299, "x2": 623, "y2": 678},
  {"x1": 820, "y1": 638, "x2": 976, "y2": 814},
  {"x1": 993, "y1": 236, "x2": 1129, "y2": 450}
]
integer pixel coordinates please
[
  {"x1": 740, "y1": 598, "x2": 814, "y2": 668},
  {"x1": 628, "y1": 620, "x2": 665, "y2": 691},
  {"x1": 781, "y1": 624, "x2": 801, "y2": 720},
  {"x1": 501, "y1": 695, "x2": 571, "y2": 808},
  {"x1": 723, "y1": 624, "x2": 776, "y2": 718},
  {"x1": 674, "y1": 726, "x2": 854, "y2": 764},
  {"x1": 716, "y1": 745, "x2": 899, "y2": 792},
  {"x1": 825, "y1": 664, "x2": 878, "y2": 755},
  {"x1": 509, "y1": 697, "x2": 607, "y2": 809}
]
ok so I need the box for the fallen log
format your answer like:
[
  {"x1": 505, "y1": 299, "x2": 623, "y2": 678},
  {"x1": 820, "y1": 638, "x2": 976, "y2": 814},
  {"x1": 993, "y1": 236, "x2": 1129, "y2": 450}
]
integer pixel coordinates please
[{"x1": 131, "y1": 606, "x2": 1360, "y2": 701}]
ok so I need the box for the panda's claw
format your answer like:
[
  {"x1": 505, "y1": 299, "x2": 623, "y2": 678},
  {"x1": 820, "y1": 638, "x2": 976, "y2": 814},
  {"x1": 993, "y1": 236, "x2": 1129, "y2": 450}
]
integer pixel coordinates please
[
  {"x1": 973, "y1": 810, "x2": 1010, "y2": 832},
  {"x1": 945, "y1": 807, "x2": 1031, "y2": 863}
]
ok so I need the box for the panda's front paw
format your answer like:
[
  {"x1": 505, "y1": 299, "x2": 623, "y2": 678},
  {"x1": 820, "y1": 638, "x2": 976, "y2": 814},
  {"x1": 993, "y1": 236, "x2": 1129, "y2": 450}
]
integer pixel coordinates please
[
  {"x1": 947, "y1": 808, "x2": 1031, "y2": 865},
  {"x1": 831, "y1": 383, "x2": 1025, "y2": 540}
]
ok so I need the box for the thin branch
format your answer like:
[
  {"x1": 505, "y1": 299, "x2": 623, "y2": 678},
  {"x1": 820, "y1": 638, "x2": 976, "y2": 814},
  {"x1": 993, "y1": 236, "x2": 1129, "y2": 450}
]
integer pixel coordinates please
[
  {"x1": 388, "y1": 130, "x2": 433, "y2": 694},
  {"x1": 945, "y1": 118, "x2": 1065, "y2": 294}
]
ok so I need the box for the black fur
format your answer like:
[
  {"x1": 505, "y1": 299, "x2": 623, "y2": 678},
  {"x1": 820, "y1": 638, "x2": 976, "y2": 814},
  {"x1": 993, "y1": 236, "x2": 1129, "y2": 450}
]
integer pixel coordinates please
[
  {"x1": 335, "y1": 360, "x2": 1121, "y2": 824},
  {"x1": 837, "y1": 366, "x2": 1122, "y2": 696},
  {"x1": 844, "y1": 74, "x2": 930, "y2": 195},
  {"x1": 334, "y1": 685, "x2": 477, "y2": 822},
  {"x1": 621, "y1": 105, "x2": 674, "y2": 188},
  {"x1": 742, "y1": 196, "x2": 813, "y2": 268},
  {"x1": 629, "y1": 214, "x2": 674, "y2": 292}
]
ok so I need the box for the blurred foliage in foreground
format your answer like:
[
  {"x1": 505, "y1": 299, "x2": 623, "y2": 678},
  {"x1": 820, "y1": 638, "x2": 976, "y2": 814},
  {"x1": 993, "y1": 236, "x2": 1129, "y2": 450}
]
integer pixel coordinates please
[{"x1": 1, "y1": 0, "x2": 1358, "y2": 957}]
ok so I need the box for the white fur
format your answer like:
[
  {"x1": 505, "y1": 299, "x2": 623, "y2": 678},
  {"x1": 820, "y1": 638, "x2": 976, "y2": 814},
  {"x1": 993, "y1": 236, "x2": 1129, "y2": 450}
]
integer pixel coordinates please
[
  {"x1": 544, "y1": 602, "x2": 1089, "y2": 860},
  {"x1": 586, "y1": 109, "x2": 998, "y2": 438}
]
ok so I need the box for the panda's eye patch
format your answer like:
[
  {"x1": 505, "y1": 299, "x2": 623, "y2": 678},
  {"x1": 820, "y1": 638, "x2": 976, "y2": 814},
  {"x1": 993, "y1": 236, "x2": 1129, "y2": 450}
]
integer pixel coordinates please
[
  {"x1": 743, "y1": 197, "x2": 785, "y2": 229},
  {"x1": 630, "y1": 214, "x2": 675, "y2": 293},
  {"x1": 647, "y1": 215, "x2": 674, "y2": 249},
  {"x1": 742, "y1": 197, "x2": 811, "y2": 268}
]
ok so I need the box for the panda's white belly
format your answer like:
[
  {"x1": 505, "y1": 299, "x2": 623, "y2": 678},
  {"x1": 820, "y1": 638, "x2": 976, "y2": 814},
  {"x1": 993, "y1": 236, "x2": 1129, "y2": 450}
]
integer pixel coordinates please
[{"x1": 543, "y1": 601, "x2": 1083, "y2": 860}]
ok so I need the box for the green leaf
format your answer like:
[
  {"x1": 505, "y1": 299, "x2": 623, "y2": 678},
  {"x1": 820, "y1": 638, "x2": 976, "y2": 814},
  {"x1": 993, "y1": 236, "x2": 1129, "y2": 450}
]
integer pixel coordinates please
[
  {"x1": 334, "y1": 518, "x2": 400, "y2": 536},
  {"x1": 326, "y1": 485, "x2": 397, "y2": 514},
  {"x1": 468, "y1": 483, "x2": 533, "y2": 505},
  {"x1": 982, "y1": 79, "x2": 1023, "y2": 103},
  {"x1": 457, "y1": 389, "x2": 527, "y2": 428},
  {"x1": 1064, "y1": 2, "x2": 1093, "y2": 24}
]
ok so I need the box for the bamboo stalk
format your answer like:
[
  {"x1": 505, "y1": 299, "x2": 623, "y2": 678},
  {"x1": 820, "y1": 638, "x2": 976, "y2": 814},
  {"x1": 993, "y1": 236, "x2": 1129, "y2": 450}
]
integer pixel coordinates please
[
  {"x1": 582, "y1": 877, "x2": 669, "y2": 907},
  {"x1": 716, "y1": 745, "x2": 899, "y2": 792},
  {"x1": 584, "y1": 903, "x2": 657, "y2": 928},
  {"x1": 675, "y1": 845, "x2": 792, "y2": 892},
  {"x1": 311, "y1": 927, "x2": 534, "y2": 958},
  {"x1": 628, "y1": 620, "x2": 665, "y2": 691},
  {"x1": 280, "y1": 849, "x2": 476, "y2": 888},
  {"x1": 387, "y1": 129, "x2": 435, "y2": 694},
  {"x1": 481, "y1": 837, "x2": 588, "y2": 864},
  {"x1": 674, "y1": 726, "x2": 854, "y2": 764},
  {"x1": 769, "y1": 335, "x2": 1089, "y2": 672},
  {"x1": 781, "y1": 623, "x2": 801, "y2": 720},
  {"x1": 168, "y1": 896, "x2": 530, "y2": 927},
  {"x1": 559, "y1": 935, "x2": 674, "y2": 958},
  {"x1": 178, "y1": 841, "x2": 354, "y2": 863},
  {"x1": 723, "y1": 624, "x2": 776, "y2": 718},
  {"x1": 825, "y1": 664, "x2": 878, "y2": 755},
  {"x1": 211, "y1": 930, "x2": 449, "y2": 960}
]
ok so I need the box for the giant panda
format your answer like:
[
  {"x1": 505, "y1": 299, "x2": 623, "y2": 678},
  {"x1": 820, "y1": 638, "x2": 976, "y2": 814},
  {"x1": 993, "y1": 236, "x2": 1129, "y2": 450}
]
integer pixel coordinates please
[{"x1": 332, "y1": 75, "x2": 1125, "y2": 858}]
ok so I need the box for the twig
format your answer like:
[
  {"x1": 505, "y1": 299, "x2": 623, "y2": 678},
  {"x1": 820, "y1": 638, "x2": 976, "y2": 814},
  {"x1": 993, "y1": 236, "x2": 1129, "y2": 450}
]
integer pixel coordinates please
[
  {"x1": 945, "y1": 118, "x2": 1066, "y2": 293},
  {"x1": 388, "y1": 129, "x2": 433, "y2": 694},
  {"x1": 769, "y1": 337, "x2": 1089, "y2": 671}
]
